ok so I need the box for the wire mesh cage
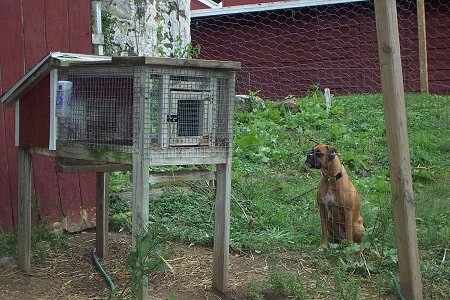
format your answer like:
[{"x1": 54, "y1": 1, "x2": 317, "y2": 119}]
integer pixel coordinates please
[{"x1": 56, "y1": 58, "x2": 238, "y2": 166}]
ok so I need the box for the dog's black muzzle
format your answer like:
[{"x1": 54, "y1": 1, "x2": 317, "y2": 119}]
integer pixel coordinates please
[{"x1": 305, "y1": 151, "x2": 322, "y2": 169}]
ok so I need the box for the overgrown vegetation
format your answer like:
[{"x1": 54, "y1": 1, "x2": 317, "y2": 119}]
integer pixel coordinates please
[
  {"x1": 106, "y1": 90, "x2": 448, "y2": 299},
  {"x1": 106, "y1": 90, "x2": 449, "y2": 299}
]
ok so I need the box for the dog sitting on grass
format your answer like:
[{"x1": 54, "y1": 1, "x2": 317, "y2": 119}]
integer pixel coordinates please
[{"x1": 306, "y1": 144, "x2": 365, "y2": 246}]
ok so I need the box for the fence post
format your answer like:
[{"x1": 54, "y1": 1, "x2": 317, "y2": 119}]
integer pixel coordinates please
[
  {"x1": 374, "y1": 1, "x2": 423, "y2": 299},
  {"x1": 417, "y1": 0, "x2": 429, "y2": 94}
]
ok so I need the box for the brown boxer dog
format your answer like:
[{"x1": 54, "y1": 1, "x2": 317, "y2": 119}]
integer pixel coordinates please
[{"x1": 306, "y1": 144, "x2": 364, "y2": 247}]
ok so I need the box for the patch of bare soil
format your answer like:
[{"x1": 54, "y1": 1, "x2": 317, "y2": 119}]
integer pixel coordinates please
[{"x1": 0, "y1": 231, "x2": 298, "y2": 299}]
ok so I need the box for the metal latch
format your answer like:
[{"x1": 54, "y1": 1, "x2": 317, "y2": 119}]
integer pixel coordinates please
[{"x1": 167, "y1": 115, "x2": 178, "y2": 122}]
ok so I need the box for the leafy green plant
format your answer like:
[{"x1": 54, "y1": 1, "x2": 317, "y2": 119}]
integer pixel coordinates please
[
  {"x1": 109, "y1": 171, "x2": 132, "y2": 194},
  {"x1": 31, "y1": 222, "x2": 68, "y2": 263},
  {"x1": 116, "y1": 225, "x2": 169, "y2": 299},
  {"x1": 101, "y1": 10, "x2": 120, "y2": 56},
  {"x1": 0, "y1": 230, "x2": 17, "y2": 258}
]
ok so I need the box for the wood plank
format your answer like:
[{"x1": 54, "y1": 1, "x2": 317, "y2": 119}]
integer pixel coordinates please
[
  {"x1": 0, "y1": 0, "x2": 25, "y2": 231},
  {"x1": 56, "y1": 158, "x2": 131, "y2": 173},
  {"x1": 112, "y1": 56, "x2": 241, "y2": 70},
  {"x1": 19, "y1": 76, "x2": 50, "y2": 147},
  {"x1": 57, "y1": 145, "x2": 133, "y2": 164},
  {"x1": 45, "y1": 0, "x2": 70, "y2": 52},
  {"x1": 95, "y1": 173, "x2": 109, "y2": 259},
  {"x1": 18, "y1": 148, "x2": 32, "y2": 272},
  {"x1": 23, "y1": 0, "x2": 83, "y2": 234},
  {"x1": 32, "y1": 155, "x2": 64, "y2": 223},
  {"x1": 67, "y1": 0, "x2": 92, "y2": 53},
  {"x1": 57, "y1": 172, "x2": 83, "y2": 232},
  {"x1": 23, "y1": 0, "x2": 47, "y2": 68},
  {"x1": 78, "y1": 173, "x2": 97, "y2": 228},
  {"x1": 374, "y1": 1, "x2": 423, "y2": 299},
  {"x1": 149, "y1": 170, "x2": 215, "y2": 184}
]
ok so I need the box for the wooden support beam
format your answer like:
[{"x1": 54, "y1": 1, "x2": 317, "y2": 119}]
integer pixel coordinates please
[
  {"x1": 18, "y1": 148, "x2": 32, "y2": 272},
  {"x1": 55, "y1": 157, "x2": 131, "y2": 173},
  {"x1": 149, "y1": 170, "x2": 215, "y2": 184},
  {"x1": 374, "y1": 1, "x2": 423, "y2": 299},
  {"x1": 95, "y1": 172, "x2": 109, "y2": 259},
  {"x1": 212, "y1": 163, "x2": 231, "y2": 292}
]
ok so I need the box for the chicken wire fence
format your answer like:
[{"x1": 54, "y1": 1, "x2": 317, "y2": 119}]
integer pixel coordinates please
[
  {"x1": 57, "y1": 64, "x2": 235, "y2": 165},
  {"x1": 191, "y1": 0, "x2": 449, "y2": 100}
]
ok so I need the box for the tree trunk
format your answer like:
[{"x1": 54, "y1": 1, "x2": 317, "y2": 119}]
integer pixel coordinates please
[{"x1": 102, "y1": 0, "x2": 190, "y2": 57}]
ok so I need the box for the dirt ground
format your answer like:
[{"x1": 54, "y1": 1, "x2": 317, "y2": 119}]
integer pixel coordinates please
[{"x1": 0, "y1": 231, "x2": 297, "y2": 300}]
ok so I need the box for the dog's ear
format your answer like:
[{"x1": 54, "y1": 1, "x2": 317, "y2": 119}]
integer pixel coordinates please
[{"x1": 327, "y1": 146, "x2": 337, "y2": 161}]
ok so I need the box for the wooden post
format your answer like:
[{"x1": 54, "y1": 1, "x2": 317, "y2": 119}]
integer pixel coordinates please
[
  {"x1": 95, "y1": 172, "x2": 109, "y2": 259},
  {"x1": 212, "y1": 162, "x2": 231, "y2": 293},
  {"x1": 131, "y1": 69, "x2": 150, "y2": 300},
  {"x1": 91, "y1": 0, "x2": 104, "y2": 55},
  {"x1": 374, "y1": 1, "x2": 423, "y2": 299},
  {"x1": 18, "y1": 147, "x2": 32, "y2": 272},
  {"x1": 417, "y1": 0, "x2": 429, "y2": 94},
  {"x1": 91, "y1": 2, "x2": 108, "y2": 260}
]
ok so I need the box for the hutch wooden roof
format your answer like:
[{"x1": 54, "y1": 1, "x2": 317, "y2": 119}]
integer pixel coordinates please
[{"x1": 1, "y1": 52, "x2": 240, "y2": 107}]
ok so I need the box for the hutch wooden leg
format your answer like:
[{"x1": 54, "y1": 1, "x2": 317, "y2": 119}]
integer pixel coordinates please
[
  {"x1": 95, "y1": 172, "x2": 109, "y2": 259},
  {"x1": 18, "y1": 147, "x2": 32, "y2": 272},
  {"x1": 212, "y1": 162, "x2": 232, "y2": 293},
  {"x1": 132, "y1": 155, "x2": 150, "y2": 299}
]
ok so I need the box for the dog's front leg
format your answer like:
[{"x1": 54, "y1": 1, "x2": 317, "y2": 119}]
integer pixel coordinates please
[
  {"x1": 318, "y1": 202, "x2": 328, "y2": 247},
  {"x1": 344, "y1": 209, "x2": 354, "y2": 242}
]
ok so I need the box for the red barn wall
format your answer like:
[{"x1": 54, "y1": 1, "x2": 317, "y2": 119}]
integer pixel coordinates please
[
  {"x1": 0, "y1": 0, "x2": 96, "y2": 232},
  {"x1": 223, "y1": 0, "x2": 277, "y2": 6},
  {"x1": 191, "y1": 1, "x2": 450, "y2": 98},
  {"x1": 191, "y1": 0, "x2": 213, "y2": 10}
]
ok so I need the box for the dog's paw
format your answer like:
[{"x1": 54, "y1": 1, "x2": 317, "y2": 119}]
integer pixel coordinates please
[{"x1": 319, "y1": 242, "x2": 328, "y2": 250}]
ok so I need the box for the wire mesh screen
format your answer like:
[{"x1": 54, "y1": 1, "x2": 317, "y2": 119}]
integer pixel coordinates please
[
  {"x1": 58, "y1": 66, "x2": 134, "y2": 151},
  {"x1": 57, "y1": 64, "x2": 234, "y2": 165},
  {"x1": 191, "y1": 0, "x2": 449, "y2": 99},
  {"x1": 135, "y1": 66, "x2": 233, "y2": 164}
]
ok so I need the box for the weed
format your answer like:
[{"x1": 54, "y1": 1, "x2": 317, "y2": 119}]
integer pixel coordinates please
[
  {"x1": 0, "y1": 222, "x2": 68, "y2": 263},
  {"x1": 247, "y1": 281, "x2": 265, "y2": 300},
  {"x1": 268, "y1": 268, "x2": 307, "y2": 299},
  {"x1": 116, "y1": 225, "x2": 169, "y2": 299},
  {"x1": 334, "y1": 266, "x2": 361, "y2": 300}
]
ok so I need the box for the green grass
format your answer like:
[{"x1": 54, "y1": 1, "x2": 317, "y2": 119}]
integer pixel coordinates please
[{"x1": 107, "y1": 91, "x2": 450, "y2": 298}]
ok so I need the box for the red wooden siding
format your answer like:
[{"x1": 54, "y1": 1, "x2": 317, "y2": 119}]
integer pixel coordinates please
[
  {"x1": 222, "y1": 0, "x2": 277, "y2": 6},
  {"x1": 19, "y1": 78, "x2": 51, "y2": 148},
  {"x1": 0, "y1": 0, "x2": 96, "y2": 232},
  {"x1": 191, "y1": 1, "x2": 212, "y2": 10},
  {"x1": 191, "y1": 1, "x2": 450, "y2": 98}
]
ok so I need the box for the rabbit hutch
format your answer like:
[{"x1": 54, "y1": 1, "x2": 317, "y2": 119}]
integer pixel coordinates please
[{"x1": 1, "y1": 52, "x2": 240, "y2": 294}]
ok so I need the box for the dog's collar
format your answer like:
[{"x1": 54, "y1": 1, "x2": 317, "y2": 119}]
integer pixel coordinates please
[{"x1": 323, "y1": 169, "x2": 344, "y2": 182}]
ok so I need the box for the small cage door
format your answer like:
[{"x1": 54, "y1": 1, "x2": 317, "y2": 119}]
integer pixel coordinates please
[{"x1": 168, "y1": 91, "x2": 212, "y2": 146}]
